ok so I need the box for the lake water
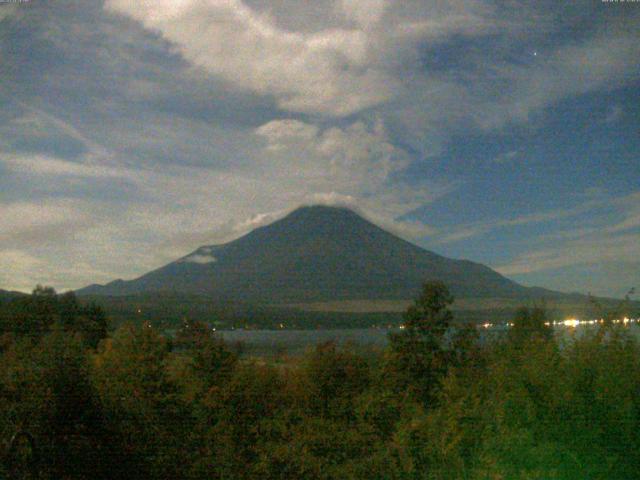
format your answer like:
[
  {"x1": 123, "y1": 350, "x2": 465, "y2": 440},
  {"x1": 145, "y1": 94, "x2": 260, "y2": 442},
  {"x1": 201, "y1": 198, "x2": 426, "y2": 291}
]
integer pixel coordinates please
[
  {"x1": 216, "y1": 323, "x2": 640, "y2": 356},
  {"x1": 217, "y1": 328, "x2": 391, "y2": 355}
]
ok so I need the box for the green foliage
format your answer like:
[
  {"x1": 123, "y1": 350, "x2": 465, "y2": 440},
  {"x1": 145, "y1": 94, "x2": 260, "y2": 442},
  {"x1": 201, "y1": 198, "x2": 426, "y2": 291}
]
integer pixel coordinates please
[
  {"x1": 297, "y1": 341, "x2": 371, "y2": 419},
  {"x1": 589, "y1": 287, "x2": 637, "y2": 325},
  {"x1": 0, "y1": 329, "x2": 124, "y2": 479},
  {"x1": 2, "y1": 284, "x2": 640, "y2": 479},
  {"x1": 0, "y1": 286, "x2": 108, "y2": 349},
  {"x1": 93, "y1": 323, "x2": 192, "y2": 479},
  {"x1": 403, "y1": 281, "x2": 455, "y2": 339},
  {"x1": 191, "y1": 361, "x2": 285, "y2": 479},
  {"x1": 508, "y1": 305, "x2": 553, "y2": 346},
  {"x1": 386, "y1": 281, "x2": 456, "y2": 403}
]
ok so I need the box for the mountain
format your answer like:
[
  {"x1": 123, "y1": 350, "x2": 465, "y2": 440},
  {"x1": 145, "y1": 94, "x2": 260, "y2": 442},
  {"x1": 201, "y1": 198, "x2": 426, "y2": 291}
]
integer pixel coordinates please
[
  {"x1": 0, "y1": 289, "x2": 27, "y2": 302},
  {"x1": 78, "y1": 205, "x2": 562, "y2": 302}
]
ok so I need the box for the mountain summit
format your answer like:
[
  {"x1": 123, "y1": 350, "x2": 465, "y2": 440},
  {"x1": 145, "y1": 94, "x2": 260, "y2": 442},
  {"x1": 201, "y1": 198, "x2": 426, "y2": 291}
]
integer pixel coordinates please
[{"x1": 78, "y1": 205, "x2": 553, "y2": 302}]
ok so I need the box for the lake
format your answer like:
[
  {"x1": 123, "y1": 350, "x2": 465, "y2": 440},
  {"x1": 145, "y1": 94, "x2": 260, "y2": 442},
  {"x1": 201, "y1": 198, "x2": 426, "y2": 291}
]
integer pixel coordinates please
[{"x1": 215, "y1": 321, "x2": 640, "y2": 356}]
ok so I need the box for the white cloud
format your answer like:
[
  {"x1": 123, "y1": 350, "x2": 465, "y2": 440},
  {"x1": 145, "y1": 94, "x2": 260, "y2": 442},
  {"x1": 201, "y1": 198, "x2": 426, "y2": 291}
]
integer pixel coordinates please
[
  {"x1": 256, "y1": 118, "x2": 408, "y2": 191},
  {"x1": 256, "y1": 119, "x2": 319, "y2": 151},
  {"x1": 0, "y1": 200, "x2": 93, "y2": 247},
  {"x1": 253, "y1": 118, "x2": 443, "y2": 237},
  {"x1": 0, "y1": 250, "x2": 46, "y2": 292},
  {"x1": 338, "y1": 0, "x2": 386, "y2": 28},
  {"x1": 104, "y1": 0, "x2": 393, "y2": 116},
  {"x1": 1, "y1": 152, "x2": 129, "y2": 179},
  {"x1": 496, "y1": 233, "x2": 640, "y2": 276},
  {"x1": 102, "y1": 0, "x2": 639, "y2": 137},
  {"x1": 102, "y1": 0, "x2": 511, "y2": 119},
  {"x1": 11, "y1": 102, "x2": 111, "y2": 158}
]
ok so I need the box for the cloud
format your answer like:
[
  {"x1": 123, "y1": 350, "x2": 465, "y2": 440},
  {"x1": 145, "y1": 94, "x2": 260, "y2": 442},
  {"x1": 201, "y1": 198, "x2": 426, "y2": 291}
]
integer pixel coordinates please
[
  {"x1": 605, "y1": 105, "x2": 624, "y2": 124},
  {"x1": 1, "y1": 153, "x2": 128, "y2": 179},
  {"x1": 104, "y1": 0, "x2": 394, "y2": 116},
  {"x1": 0, "y1": 200, "x2": 93, "y2": 248},
  {"x1": 1, "y1": 0, "x2": 638, "y2": 296},
  {"x1": 255, "y1": 118, "x2": 407, "y2": 190},
  {"x1": 253, "y1": 118, "x2": 445, "y2": 236},
  {"x1": 493, "y1": 150, "x2": 521, "y2": 164},
  {"x1": 0, "y1": 110, "x2": 446, "y2": 291},
  {"x1": 12, "y1": 102, "x2": 110, "y2": 157},
  {"x1": 102, "y1": 0, "x2": 516, "y2": 120},
  {"x1": 434, "y1": 189, "x2": 640, "y2": 246},
  {"x1": 0, "y1": 250, "x2": 45, "y2": 292},
  {"x1": 338, "y1": 0, "x2": 387, "y2": 28},
  {"x1": 433, "y1": 200, "x2": 600, "y2": 245},
  {"x1": 496, "y1": 232, "x2": 640, "y2": 276},
  {"x1": 256, "y1": 119, "x2": 319, "y2": 150},
  {"x1": 474, "y1": 32, "x2": 640, "y2": 129},
  {"x1": 492, "y1": 191, "x2": 640, "y2": 282}
]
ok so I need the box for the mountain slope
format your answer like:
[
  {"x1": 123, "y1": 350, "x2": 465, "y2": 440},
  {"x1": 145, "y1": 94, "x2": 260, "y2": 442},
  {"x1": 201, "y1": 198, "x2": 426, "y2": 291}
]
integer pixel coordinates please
[
  {"x1": 0, "y1": 289, "x2": 27, "y2": 303},
  {"x1": 78, "y1": 205, "x2": 560, "y2": 302}
]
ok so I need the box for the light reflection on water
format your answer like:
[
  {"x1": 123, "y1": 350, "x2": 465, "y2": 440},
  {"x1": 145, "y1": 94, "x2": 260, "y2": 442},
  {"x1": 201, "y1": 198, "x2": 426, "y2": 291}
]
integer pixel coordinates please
[{"x1": 216, "y1": 321, "x2": 640, "y2": 355}]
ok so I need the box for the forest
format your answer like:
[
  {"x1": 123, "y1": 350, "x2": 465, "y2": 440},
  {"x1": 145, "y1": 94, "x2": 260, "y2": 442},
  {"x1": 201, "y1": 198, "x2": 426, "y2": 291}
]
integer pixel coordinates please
[{"x1": 1, "y1": 283, "x2": 639, "y2": 479}]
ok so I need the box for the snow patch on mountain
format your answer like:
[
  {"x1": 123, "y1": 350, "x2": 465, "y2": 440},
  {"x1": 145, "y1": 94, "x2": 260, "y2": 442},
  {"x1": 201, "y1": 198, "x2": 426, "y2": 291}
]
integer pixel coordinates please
[{"x1": 183, "y1": 254, "x2": 217, "y2": 264}]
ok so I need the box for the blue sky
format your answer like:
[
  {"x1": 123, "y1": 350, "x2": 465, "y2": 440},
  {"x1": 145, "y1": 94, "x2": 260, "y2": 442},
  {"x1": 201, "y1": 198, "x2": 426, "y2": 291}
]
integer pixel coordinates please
[{"x1": 0, "y1": 0, "x2": 638, "y2": 297}]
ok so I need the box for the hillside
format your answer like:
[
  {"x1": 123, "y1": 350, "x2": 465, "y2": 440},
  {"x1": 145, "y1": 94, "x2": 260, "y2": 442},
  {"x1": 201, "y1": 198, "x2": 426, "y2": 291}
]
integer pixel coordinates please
[{"x1": 0, "y1": 289, "x2": 26, "y2": 303}]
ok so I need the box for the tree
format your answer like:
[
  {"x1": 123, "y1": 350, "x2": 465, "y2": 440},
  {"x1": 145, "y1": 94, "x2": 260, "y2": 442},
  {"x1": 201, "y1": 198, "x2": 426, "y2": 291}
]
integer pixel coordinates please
[
  {"x1": 403, "y1": 281, "x2": 454, "y2": 340},
  {"x1": 58, "y1": 292, "x2": 108, "y2": 349},
  {"x1": 386, "y1": 281, "x2": 455, "y2": 404},
  {"x1": 0, "y1": 287, "x2": 108, "y2": 349},
  {"x1": 93, "y1": 324, "x2": 189, "y2": 479},
  {"x1": 589, "y1": 287, "x2": 637, "y2": 327},
  {"x1": 508, "y1": 306, "x2": 553, "y2": 347},
  {"x1": 297, "y1": 341, "x2": 370, "y2": 420},
  {"x1": 173, "y1": 321, "x2": 238, "y2": 401},
  {"x1": 193, "y1": 362, "x2": 284, "y2": 479},
  {"x1": 0, "y1": 329, "x2": 116, "y2": 479}
]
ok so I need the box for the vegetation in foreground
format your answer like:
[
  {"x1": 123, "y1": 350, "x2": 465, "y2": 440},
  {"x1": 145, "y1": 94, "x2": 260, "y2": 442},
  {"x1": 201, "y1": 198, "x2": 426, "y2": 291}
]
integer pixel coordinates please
[{"x1": 0, "y1": 283, "x2": 639, "y2": 479}]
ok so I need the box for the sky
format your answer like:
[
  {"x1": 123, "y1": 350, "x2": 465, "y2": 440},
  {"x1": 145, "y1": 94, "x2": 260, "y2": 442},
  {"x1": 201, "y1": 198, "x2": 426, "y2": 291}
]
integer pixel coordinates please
[{"x1": 0, "y1": 0, "x2": 639, "y2": 297}]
